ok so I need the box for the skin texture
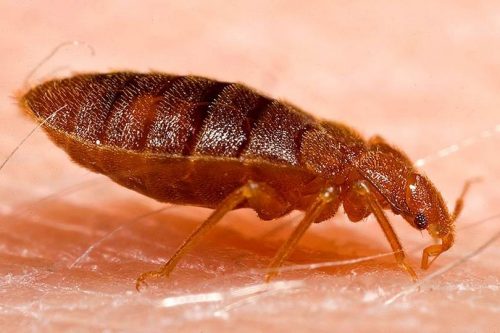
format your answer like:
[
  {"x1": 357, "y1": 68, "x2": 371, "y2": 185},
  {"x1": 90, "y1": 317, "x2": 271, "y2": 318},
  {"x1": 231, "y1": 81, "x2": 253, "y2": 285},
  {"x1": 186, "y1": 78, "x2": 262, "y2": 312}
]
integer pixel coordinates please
[{"x1": 0, "y1": 1, "x2": 499, "y2": 332}]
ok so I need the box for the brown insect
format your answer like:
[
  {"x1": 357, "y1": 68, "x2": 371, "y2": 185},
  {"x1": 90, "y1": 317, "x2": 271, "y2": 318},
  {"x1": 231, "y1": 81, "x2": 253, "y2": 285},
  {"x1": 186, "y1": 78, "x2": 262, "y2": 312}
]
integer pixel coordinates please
[{"x1": 19, "y1": 72, "x2": 470, "y2": 290}]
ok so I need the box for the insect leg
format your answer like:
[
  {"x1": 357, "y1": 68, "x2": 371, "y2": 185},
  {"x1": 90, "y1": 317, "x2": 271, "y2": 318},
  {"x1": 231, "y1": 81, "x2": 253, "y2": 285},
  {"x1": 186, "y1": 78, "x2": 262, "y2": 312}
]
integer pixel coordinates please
[
  {"x1": 135, "y1": 180, "x2": 287, "y2": 291},
  {"x1": 265, "y1": 186, "x2": 339, "y2": 282},
  {"x1": 353, "y1": 180, "x2": 418, "y2": 281}
]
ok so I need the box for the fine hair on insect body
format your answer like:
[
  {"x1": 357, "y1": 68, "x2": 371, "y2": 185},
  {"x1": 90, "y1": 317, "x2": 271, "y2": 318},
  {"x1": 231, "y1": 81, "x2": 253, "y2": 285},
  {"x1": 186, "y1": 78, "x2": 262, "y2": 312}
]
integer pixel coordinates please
[{"x1": 18, "y1": 71, "x2": 472, "y2": 291}]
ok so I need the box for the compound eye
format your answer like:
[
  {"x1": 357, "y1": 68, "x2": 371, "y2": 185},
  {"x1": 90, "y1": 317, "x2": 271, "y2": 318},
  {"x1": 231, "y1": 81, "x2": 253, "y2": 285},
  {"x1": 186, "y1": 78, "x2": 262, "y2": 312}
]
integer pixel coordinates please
[{"x1": 415, "y1": 212, "x2": 428, "y2": 230}]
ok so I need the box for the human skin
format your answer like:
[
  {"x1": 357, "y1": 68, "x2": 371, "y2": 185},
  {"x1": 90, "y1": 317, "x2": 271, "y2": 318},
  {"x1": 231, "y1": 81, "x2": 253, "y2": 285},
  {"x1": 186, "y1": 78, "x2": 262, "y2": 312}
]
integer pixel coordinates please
[{"x1": 0, "y1": 1, "x2": 499, "y2": 332}]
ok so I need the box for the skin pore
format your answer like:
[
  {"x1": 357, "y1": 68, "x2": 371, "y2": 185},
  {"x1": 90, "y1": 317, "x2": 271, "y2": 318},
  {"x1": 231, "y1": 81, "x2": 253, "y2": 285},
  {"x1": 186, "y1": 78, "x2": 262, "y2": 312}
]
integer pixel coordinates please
[{"x1": 1, "y1": 2, "x2": 499, "y2": 332}]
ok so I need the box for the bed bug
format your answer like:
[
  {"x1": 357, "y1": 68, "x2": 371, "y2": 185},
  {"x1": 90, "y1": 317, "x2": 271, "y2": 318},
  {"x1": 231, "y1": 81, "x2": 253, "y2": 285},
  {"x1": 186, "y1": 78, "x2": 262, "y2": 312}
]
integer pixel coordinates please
[{"x1": 19, "y1": 72, "x2": 470, "y2": 290}]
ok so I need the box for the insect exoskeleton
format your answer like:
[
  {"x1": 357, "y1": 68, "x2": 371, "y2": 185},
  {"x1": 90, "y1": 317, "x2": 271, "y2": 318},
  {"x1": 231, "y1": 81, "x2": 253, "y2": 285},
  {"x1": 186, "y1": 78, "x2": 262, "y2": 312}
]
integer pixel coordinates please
[{"x1": 20, "y1": 72, "x2": 469, "y2": 290}]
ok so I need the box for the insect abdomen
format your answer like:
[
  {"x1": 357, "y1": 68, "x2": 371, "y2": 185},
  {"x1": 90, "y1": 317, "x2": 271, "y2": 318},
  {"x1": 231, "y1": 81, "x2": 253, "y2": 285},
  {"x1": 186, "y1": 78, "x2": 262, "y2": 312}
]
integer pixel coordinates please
[{"x1": 23, "y1": 72, "x2": 316, "y2": 166}]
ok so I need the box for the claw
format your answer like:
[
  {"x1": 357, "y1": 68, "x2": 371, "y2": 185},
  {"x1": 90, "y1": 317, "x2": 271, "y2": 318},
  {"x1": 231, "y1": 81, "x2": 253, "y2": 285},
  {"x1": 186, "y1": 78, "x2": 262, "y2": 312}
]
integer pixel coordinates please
[
  {"x1": 264, "y1": 269, "x2": 279, "y2": 283},
  {"x1": 399, "y1": 260, "x2": 418, "y2": 282},
  {"x1": 135, "y1": 271, "x2": 161, "y2": 292}
]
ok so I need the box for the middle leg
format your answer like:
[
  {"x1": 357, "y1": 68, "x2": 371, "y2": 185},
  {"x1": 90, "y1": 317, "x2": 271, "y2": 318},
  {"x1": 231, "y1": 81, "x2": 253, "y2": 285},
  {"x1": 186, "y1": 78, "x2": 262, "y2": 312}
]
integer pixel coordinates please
[{"x1": 265, "y1": 186, "x2": 340, "y2": 282}]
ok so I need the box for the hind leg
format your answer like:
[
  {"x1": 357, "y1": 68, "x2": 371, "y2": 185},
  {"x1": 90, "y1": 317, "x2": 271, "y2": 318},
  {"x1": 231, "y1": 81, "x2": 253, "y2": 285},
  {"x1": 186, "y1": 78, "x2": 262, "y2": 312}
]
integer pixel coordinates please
[{"x1": 135, "y1": 180, "x2": 290, "y2": 291}]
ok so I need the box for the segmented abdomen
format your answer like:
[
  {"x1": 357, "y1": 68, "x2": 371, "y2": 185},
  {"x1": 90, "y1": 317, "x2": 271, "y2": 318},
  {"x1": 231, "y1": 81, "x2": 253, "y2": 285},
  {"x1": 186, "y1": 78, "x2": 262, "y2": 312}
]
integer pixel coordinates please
[{"x1": 23, "y1": 72, "x2": 316, "y2": 166}]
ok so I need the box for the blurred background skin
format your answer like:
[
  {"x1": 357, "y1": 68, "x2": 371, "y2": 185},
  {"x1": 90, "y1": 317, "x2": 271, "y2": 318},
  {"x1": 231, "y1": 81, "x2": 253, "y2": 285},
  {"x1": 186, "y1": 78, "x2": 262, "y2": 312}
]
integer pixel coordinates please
[{"x1": 0, "y1": 1, "x2": 499, "y2": 332}]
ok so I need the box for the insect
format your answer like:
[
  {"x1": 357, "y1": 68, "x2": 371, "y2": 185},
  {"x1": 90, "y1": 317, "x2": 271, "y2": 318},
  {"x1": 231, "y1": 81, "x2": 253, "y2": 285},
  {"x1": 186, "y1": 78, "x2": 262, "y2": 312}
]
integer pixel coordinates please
[{"x1": 19, "y1": 72, "x2": 470, "y2": 290}]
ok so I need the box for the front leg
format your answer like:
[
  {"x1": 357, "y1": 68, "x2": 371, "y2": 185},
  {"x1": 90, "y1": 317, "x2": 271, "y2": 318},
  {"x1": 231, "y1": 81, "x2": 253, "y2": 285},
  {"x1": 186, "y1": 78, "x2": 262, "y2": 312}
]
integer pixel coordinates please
[{"x1": 352, "y1": 180, "x2": 418, "y2": 281}]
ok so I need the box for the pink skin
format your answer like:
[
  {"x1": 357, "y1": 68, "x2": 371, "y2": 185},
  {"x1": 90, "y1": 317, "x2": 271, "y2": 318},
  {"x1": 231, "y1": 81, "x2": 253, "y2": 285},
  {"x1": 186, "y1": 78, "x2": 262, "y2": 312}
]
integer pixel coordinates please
[{"x1": 1, "y1": 1, "x2": 499, "y2": 332}]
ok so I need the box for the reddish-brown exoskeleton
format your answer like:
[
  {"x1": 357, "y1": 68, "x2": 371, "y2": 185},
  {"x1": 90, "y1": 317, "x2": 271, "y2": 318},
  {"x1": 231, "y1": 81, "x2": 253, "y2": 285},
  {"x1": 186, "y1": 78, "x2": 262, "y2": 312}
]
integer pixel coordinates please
[{"x1": 20, "y1": 72, "x2": 470, "y2": 290}]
